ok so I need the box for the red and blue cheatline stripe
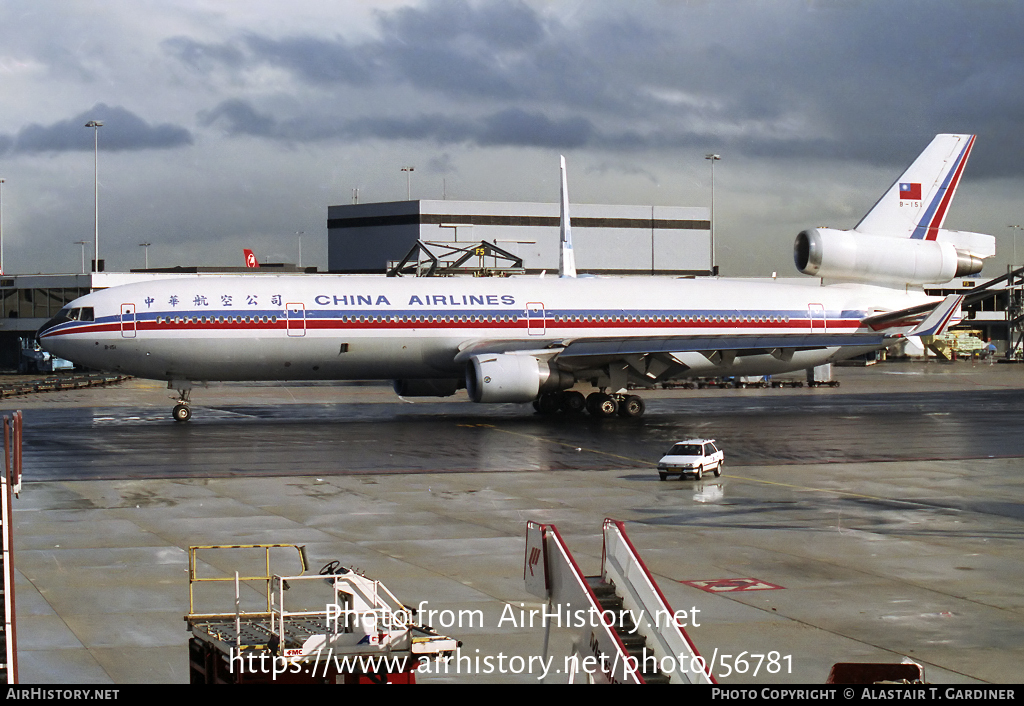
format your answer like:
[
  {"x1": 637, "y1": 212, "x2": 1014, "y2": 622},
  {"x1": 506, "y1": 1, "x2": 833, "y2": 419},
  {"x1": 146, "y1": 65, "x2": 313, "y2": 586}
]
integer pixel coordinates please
[{"x1": 912, "y1": 135, "x2": 975, "y2": 241}]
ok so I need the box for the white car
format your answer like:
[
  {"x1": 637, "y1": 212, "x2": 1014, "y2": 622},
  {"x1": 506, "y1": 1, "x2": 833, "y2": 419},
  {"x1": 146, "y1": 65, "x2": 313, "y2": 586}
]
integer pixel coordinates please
[{"x1": 657, "y1": 439, "x2": 724, "y2": 481}]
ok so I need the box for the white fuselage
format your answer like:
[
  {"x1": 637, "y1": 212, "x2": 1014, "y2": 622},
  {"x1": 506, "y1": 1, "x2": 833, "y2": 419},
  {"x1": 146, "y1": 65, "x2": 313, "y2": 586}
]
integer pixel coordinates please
[{"x1": 39, "y1": 274, "x2": 934, "y2": 386}]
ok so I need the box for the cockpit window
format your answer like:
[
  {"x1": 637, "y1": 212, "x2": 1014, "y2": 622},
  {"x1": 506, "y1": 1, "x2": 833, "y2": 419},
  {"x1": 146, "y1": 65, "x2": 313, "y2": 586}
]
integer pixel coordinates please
[
  {"x1": 66, "y1": 307, "x2": 94, "y2": 322},
  {"x1": 39, "y1": 306, "x2": 94, "y2": 337}
]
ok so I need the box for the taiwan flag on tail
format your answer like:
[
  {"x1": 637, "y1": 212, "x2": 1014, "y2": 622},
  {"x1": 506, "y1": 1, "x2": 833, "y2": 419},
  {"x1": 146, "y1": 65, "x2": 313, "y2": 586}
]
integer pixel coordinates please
[{"x1": 899, "y1": 182, "x2": 921, "y2": 200}]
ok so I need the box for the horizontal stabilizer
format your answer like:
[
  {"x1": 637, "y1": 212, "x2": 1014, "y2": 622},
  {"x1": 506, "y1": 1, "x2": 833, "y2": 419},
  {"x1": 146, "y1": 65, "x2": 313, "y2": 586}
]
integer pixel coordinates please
[{"x1": 934, "y1": 229, "x2": 996, "y2": 259}]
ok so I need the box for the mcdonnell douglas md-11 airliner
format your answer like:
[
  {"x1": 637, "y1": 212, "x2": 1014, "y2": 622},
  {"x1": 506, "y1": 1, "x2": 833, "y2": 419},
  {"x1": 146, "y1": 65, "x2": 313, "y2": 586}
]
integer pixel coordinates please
[{"x1": 39, "y1": 135, "x2": 991, "y2": 421}]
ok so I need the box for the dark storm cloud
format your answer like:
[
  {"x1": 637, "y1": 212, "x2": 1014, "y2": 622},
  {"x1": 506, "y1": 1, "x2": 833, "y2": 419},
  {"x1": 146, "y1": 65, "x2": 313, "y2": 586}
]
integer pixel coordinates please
[
  {"x1": 164, "y1": 0, "x2": 552, "y2": 99},
  {"x1": 650, "y1": 2, "x2": 1024, "y2": 175},
  {"x1": 477, "y1": 109, "x2": 593, "y2": 148},
  {"x1": 241, "y1": 34, "x2": 381, "y2": 87},
  {"x1": 168, "y1": 0, "x2": 1024, "y2": 175},
  {"x1": 161, "y1": 36, "x2": 247, "y2": 73},
  {"x1": 200, "y1": 98, "x2": 595, "y2": 149},
  {"x1": 4, "y1": 104, "x2": 193, "y2": 154},
  {"x1": 198, "y1": 99, "x2": 279, "y2": 138}
]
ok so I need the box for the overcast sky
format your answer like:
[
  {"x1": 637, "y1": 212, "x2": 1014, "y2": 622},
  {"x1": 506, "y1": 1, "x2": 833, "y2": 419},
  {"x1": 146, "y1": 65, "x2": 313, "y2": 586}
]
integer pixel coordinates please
[{"x1": 2, "y1": 0, "x2": 1022, "y2": 276}]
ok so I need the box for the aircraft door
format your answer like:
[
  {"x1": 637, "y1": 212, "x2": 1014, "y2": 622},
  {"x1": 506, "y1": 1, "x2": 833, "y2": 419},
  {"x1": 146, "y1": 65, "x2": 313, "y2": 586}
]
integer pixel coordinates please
[
  {"x1": 120, "y1": 303, "x2": 136, "y2": 338},
  {"x1": 808, "y1": 303, "x2": 827, "y2": 333},
  {"x1": 527, "y1": 302, "x2": 546, "y2": 336},
  {"x1": 285, "y1": 302, "x2": 306, "y2": 337}
]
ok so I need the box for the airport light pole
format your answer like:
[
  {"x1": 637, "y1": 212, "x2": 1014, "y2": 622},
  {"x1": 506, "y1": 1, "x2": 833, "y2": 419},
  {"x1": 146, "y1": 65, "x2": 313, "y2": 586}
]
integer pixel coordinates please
[
  {"x1": 295, "y1": 232, "x2": 304, "y2": 268},
  {"x1": 402, "y1": 167, "x2": 414, "y2": 201},
  {"x1": 705, "y1": 154, "x2": 721, "y2": 276},
  {"x1": 74, "y1": 241, "x2": 88, "y2": 274},
  {"x1": 139, "y1": 242, "x2": 151, "y2": 270},
  {"x1": 85, "y1": 120, "x2": 103, "y2": 271}
]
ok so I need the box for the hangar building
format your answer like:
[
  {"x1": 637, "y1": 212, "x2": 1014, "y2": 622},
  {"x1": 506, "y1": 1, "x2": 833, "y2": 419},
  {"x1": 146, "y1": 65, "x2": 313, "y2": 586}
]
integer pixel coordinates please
[{"x1": 327, "y1": 200, "x2": 713, "y2": 276}]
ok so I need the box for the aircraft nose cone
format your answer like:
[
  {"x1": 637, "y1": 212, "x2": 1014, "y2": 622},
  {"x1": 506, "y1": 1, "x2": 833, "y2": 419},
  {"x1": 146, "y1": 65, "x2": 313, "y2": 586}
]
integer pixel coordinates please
[{"x1": 38, "y1": 310, "x2": 74, "y2": 347}]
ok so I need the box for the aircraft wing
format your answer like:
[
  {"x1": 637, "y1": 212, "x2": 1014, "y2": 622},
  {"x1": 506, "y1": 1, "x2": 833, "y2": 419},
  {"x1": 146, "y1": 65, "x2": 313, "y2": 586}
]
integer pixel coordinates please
[
  {"x1": 550, "y1": 295, "x2": 963, "y2": 361},
  {"x1": 454, "y1": 331, "x2": 893, "y2": 388},
  {"x1": 455, "y1": 331, "x2": 893, "y2": 364},
  {"x1": 555, "y1": 332, "x2": 892, "y2": 358},
  {"x1": 454, "y1": 295, "x2": 964, "y2": 386}
]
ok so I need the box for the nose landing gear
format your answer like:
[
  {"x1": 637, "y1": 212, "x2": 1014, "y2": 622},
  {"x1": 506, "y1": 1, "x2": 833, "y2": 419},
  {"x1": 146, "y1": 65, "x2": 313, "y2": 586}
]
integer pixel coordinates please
[{"x1": 170, "y1": 384, "x2": 193, "y2": 422}]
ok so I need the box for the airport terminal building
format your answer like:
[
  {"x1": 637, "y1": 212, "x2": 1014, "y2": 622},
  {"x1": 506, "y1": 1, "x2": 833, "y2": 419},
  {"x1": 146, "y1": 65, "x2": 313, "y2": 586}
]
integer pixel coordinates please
[{"x1": 327, "y1": 200, "x2": 713, "y2": 276}]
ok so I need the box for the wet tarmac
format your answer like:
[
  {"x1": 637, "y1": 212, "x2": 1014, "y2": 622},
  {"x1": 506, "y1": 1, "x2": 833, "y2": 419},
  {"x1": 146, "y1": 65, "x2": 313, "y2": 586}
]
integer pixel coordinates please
[
  {"x1": 19, "y1": 369, "x2": 1024, "y2": 482},
  {"x1": 5, "y1": 362, "x2": 1024, "y2": 683}
]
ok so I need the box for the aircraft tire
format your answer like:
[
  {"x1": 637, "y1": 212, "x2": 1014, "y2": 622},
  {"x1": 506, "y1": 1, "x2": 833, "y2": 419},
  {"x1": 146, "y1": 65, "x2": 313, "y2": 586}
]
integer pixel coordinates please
[
  {"x1": 617, "y1": 395, "x2": 645, "y2": 418},
  {"x1": 172, "y1": 404, "x2": 192, "y2": 423},
  {"x1": 536, "y1": 392, "x2": 562, "y2": 415},
  {"x1": 560, "y1": 391, "x2": 586, "y2": 414},
  {"x1": 586, "y1": 392, "x2": 618, "y2": 417}
]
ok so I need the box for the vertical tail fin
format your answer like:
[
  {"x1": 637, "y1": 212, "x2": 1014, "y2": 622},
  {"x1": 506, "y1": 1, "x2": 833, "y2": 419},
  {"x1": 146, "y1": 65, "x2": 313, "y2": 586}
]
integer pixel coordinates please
[
  {"x1": 243, "y1": 249, "x2": 260, "y2": 268},
  {"x1": 559, "y1": 155, "x2": 577, "y2": 279},
  {"x1": 855, "y1": 134, "x2": 975, "y2": 239}
]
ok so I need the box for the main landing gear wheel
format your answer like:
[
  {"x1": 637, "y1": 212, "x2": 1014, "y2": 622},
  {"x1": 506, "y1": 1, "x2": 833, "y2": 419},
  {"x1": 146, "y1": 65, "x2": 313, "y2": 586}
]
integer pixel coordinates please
[
  {"x1": 534, "y1": 391, "x2": 648, "y2": 419},
  {"x1": 533, "y1": 390, "x2": 590, "y2": 416},
  {"x1": 534, "y1": 392, "x2": 563, "y2": 415},
  {"x1": 617, "y1": 395, "x2": 645, "y2": 418},
  {"x1": 560, "y1": 390, "x2": 586, "y2": 414},
  {"x1": 533, "y1": 390, "x2": 588, "y2": 415},
  {"x1": 586, "y1": 392, "x2": 619, "y2": 417},
  {"x1": 585, "y1": 391, "x2": 647, "y2": 418}
]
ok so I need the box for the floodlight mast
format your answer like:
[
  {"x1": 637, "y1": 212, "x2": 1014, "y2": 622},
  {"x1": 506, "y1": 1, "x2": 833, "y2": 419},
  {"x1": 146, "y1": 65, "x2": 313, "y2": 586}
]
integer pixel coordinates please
[
  {"x1": 85, "y1": 120, "x2": 104, "y2": 271},
  {"x1": 705, "y1": 153, "x2": 721, "y2": 276}
]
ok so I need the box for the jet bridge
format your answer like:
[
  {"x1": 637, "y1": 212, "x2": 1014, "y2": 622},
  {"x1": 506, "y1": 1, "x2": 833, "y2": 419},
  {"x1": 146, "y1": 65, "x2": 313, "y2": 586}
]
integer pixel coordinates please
[
  {"x1": 386, "y1": 240, "x2": 525, "y2": 277},
  {"x1": 525, "y1": 518, "x2": 714, "y2": 684}
]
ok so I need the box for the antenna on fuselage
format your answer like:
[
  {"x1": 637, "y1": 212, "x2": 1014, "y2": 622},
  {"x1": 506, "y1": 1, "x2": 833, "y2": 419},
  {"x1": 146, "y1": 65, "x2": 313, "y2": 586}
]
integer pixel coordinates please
[{"x1": 559, "y1": 155, "x2": 577, "y2": 278}]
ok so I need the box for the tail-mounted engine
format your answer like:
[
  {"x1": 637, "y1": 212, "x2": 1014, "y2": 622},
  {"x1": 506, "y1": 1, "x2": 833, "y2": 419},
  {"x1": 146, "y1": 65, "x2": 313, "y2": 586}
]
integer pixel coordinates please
[
  {"x1": 466, "y1": 353, "x2": 574, "y2": 403},
  {"x1": 794, "y1": 228, "x2": 984, "y2": 286}
]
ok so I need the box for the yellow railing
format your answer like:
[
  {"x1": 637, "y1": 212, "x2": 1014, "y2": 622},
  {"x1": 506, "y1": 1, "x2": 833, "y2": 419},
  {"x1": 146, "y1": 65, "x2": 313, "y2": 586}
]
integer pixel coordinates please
[{"x1": 187, "y1": 544, "x2": 308, "y2": 618}]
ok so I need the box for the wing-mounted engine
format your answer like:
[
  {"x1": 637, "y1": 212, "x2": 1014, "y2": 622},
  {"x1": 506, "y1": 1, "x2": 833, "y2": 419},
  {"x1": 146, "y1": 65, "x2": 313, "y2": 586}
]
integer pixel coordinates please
[
  {"x1": 465, "y1": 353, "x2": 574, "y2": 403},
  {"x1": 795, "y1": 228, "x2": 986, "y2": 286}
]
